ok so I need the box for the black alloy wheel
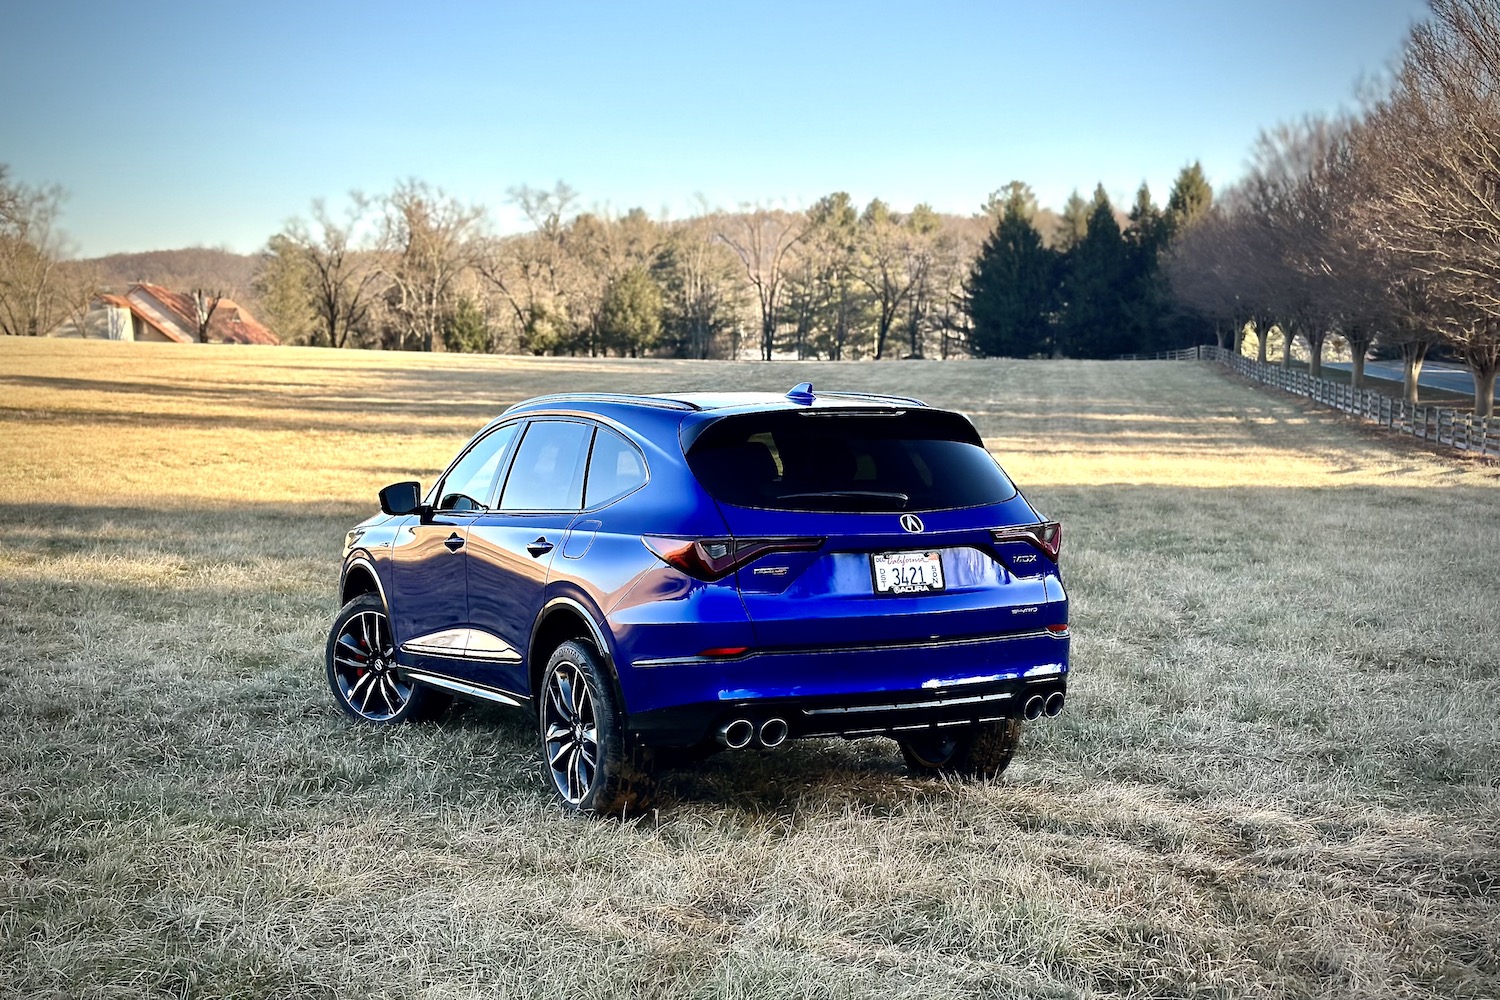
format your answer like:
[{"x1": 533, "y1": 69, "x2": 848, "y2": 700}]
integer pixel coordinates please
[
  {"x1": 539, "y1": 639, "x2": 654, "y2": 815},
  {"x1": 326, "y1": 594, "x2": 439, "y2": 723}
]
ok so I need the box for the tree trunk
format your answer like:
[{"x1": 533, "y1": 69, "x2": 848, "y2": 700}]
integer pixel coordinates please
[
  {"x1": 1281, "y1": 327, "x2": 1294, "y2": 369},
  {"x1": 1473, "y1": 365, "x2": 1497, "y2": 419},
  {"x1": 1255, "y1": 321, "x2": 1268, "y2": 363},
  {"x1": 1401, "y1": 342, "x2": 1427, "y2": 405},
  {"x1": 1214, "y1": 324, "x2": 1227, "y2": 350},
  {"x1": 1344, "y1": 330, "x2": 1374, "y2": 388},
  {"x1": 1308, "y1": 332, "x2": 1324, "y2": 379}
]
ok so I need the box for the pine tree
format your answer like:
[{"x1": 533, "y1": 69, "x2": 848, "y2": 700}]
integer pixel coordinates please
[
  {"x1": 1123, "y1": 184, "x2": 1168, "y2": 352},
  {"x1": 1165, "y1": 161, "x2": 1213, "y2": 236},
  {"x1": 1057, "y1": 190, "x2": 1091, "y2": 251},
  {"x1": 1058, "y1": 193, "x2": 1131, "y2": 358},
  {"x1": 962, "y1": 187, "x2": 1057, "y2": 357}
]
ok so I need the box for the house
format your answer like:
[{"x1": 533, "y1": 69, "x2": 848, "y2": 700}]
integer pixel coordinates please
[{"x1": 72, "y1": 283, "x2": 279, "y2": 345}]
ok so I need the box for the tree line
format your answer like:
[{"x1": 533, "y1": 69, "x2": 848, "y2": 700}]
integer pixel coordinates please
[
  {"x1": 1166, "y1": 0, "x2": 1500, "y2": 417},
  {"x1": 252, "y1": 184, "x2": 993, "y2": 362}
]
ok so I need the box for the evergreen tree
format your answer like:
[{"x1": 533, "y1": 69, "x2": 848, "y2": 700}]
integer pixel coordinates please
[
  {"x1": 442, "y1": 295, "x2": 491, "y2": 353},
  {"x1": 1058, "y1": 194, "x2": 1131, "y2": 357},
  {"x1": 1123, "y1": 183, "x2": 1168, "y2": 352},
  {"x1": 1165, "y1": 161, "x2": 1213, "y2": 236},
  {"x1": 962, "y1": 187, "x2": 1057, "y2": 357},
  {"x1": 598, "y1": 266, "x2": 663, "y2": 357},
  {"x1": 1057, "y1": 190, "x2": 1091, "y2": 251}
]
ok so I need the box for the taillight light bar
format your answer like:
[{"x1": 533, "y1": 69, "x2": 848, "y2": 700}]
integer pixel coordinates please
[
  {"x1": 642, "y1": 536, "x2": 824, "y2": 582},
  {"x1": 991, "y1": 521, "x2": 1062, "y2": 559}
]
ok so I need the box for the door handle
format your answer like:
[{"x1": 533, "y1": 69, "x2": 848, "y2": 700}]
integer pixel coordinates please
[
  {"x1": 444, "y1": 533, "x2": 465, "y2": 552},
  {"x1": 526, "y1": 536, "x2": 554, "y2": 557}
]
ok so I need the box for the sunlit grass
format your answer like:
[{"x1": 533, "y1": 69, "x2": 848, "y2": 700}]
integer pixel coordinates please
[{"x1": 1, "y1": 338, "x2": 1497, "y2": 999}]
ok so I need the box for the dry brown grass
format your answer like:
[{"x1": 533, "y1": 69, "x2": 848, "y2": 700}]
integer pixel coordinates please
[{"x1": 1, "y1": 338, "x2": 1497, "y2": 999}]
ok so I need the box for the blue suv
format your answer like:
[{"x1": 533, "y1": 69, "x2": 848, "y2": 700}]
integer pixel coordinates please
[{"x1": 327, "y1": 383, "x2": 1069, "y2": 812}]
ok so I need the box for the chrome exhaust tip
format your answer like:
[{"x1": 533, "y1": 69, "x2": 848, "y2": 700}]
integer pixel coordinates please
[
  {"x1": 759, "y1": 717, "x2": 789, "y2": 749},
  {"x1": 1044, "y1": 692, "x2": 1065, "y2": 718},
  {"x1": 719, "y1": 719, "x2": 754, "y2": 750},
  {"x1": 1022, "y1": 695, "x2": 1044, "y2": 722}
]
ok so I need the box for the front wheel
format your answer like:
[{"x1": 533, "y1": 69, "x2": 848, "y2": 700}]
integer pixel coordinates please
[
  {"x1": 539, "y1": 640, "x2": 655, "y2": 815},
  {"x1": 325, "y1": 594, "x2": 446, "y2": 723},
  {"x1": 898, "y1": 719, "x2": 1023, "y2": 779}
]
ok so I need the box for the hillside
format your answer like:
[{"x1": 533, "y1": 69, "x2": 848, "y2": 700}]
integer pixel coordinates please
[{"x1": 83, "y1": 246, "x2": 259, "y2": 296}]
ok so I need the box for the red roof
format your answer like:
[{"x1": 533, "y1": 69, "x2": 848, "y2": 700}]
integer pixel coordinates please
[{"x1": 130, "y1": 283, "x2": 280, "y2": 345}]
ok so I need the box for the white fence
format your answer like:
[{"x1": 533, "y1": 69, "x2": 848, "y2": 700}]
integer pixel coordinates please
[
  {"x1": 1188, "y1": 344, "x2": 1500, "y2": 459},
  {"x1": 1115, "y1": 347, "x2": 1202, "y2": 361}
]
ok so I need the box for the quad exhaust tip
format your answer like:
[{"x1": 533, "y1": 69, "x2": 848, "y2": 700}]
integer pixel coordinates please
[
  {"x1": 1023, "y1": 695, "x2": 1045, "y2": 722},
  {"x1": 719, "y1": 719, "x2": 754, "y2": 750},
  {"x1": 759, "y1": 718, "x2": 789, "y2": 748},
  {"x1": 1044, "y1": 692, "x2": 1065, "y2": 718}
]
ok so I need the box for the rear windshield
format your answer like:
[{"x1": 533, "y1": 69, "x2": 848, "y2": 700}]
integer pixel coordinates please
[{"x1": 685, "y1": 410, "x2": 1017, "y2": 512}]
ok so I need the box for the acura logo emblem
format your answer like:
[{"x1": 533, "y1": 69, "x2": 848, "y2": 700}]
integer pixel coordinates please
[{"x1": 899, "y1": 514, "x2": 924, "y2": 533}]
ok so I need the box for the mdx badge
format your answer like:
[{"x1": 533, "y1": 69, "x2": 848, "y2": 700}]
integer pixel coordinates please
[{"x1": 899, "y1": 514, "x2": 925, "y2": 533}]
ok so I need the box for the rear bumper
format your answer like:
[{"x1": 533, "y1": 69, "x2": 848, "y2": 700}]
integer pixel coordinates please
[{"x1": 620, "y1": 629, "x2": 1069, "y2": 747}]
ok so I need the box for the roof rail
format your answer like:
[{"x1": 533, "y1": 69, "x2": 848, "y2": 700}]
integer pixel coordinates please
[{"x1": 505, "y1": 392, "x2": 702, "y2": 413}]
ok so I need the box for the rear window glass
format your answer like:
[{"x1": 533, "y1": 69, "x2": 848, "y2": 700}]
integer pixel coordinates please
[{"x1": 686, "y1": 410, "x2": 1016, "y2": 512}]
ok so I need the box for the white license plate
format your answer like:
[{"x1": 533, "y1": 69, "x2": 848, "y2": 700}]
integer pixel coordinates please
[{"x1": 871, "y1": 551, "x2": 945, "y2": 594}]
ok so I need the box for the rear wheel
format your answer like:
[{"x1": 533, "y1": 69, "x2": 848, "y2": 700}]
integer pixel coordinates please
[
  {"x1": 539, "y1": 640, "x2": 655, "y2": 815},
  {"x1": 898, "y1": 719, "x2": 1022, "y2": 779}
]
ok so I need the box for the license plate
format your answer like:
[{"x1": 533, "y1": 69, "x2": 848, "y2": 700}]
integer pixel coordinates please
[{"x1": 871, "y1": 551, "x2": 945, "y2": 594}]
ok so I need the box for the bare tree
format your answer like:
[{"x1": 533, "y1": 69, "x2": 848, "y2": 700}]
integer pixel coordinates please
[
  {"x1": 854, "y1": 199, "x2": 921, "y2": 360},
  {"x1": 380, "y1": 181, "x2": 485, "y2": 352},
  {"x1": 1163, "y1": 205, "x2": 1251, "y2": 350},
  {"x1": 656, "y1": 211, "x2": 746, "y2": 359},
  {"x1": 0, "y1": 167, "x2": 75, "y2": 337},
  {"x1": 1361, "y1": 0, "x2": 1500, "y2": 415},
  {"x1": 1385, "y1": 277, "x2": 1444, "y2": 405},
  {"x1": 191, "y1": 288, "x2": 224, "y2": 343},
  {"x1": 478, "y1": 183, "x2": 578, "y2": 354},
  {"x1": 717, "y1": 207, "x2": 806, "y2": 360},
  {"x1": 277, "y1": 196, "x2": 384, "y2": 348}
]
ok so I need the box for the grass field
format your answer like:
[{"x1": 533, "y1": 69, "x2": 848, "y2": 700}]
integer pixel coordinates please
[{"x1": 1, "y1": 338, "x2": 1497, "y2": 1000}]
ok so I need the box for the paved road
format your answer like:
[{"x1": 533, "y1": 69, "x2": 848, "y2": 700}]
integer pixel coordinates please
[{"x1": 1322, "y1": 359, "x2": 1496, "y2": 402}]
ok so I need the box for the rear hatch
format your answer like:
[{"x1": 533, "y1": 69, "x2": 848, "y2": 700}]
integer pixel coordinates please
[{"x1": 684, "y1": 408, "x2": 1062, "y2": 650}]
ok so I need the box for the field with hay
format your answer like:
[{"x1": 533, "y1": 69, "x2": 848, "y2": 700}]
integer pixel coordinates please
[{"x1": 1, "y1": 337, "x2": 1496, "y2": 999}]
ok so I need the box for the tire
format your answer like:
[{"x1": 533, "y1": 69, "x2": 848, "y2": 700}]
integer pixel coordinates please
[
  {"x1": 898, "y1": 719, "x2": 1023, "y2": 779},
  {"x1": 325, "y1": 594, "x2": 448, "y2": 723},
  {"x1": 538, "y1": 639, "x2": 655, "y2": 815}
]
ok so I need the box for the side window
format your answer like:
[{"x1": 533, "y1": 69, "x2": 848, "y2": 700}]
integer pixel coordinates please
[
  {"x1": 437, "y1": 423, "x2": 519, "y2": 512},
  {"x1": 499, "y1": 421, "x2": 592, "y2": 512},
  {"x1": 584, "y1": 427, "x2": 647, "y2": 507}
]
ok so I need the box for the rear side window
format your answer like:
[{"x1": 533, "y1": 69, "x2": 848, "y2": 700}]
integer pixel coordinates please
[
  {"x1": 686, "y1": 410, "x2": 1016, "y2": 512},
  {"x1": 585, "y1": 428, "x2": 647, "y2": 507},
  {"x1": 500, "y1": 420, "x2": 592, "y2": 511}
]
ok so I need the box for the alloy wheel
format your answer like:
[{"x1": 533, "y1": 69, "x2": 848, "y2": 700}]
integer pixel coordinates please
[
  {"x1": 543, "y1": 660, "x2": 599, "y2": 805},
  {"x1": 330, "y1": 609, "x2": 413, "y2": 722}
]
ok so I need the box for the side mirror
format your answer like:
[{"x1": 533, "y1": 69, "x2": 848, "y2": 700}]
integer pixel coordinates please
[{"x1": 379, "y1": 481, "x2": 424, "y2": 516}]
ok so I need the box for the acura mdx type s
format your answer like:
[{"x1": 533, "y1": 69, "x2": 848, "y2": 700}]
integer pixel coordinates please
[{"x1": 326, "y1": 383, "x2": 1070, "y2": 813}]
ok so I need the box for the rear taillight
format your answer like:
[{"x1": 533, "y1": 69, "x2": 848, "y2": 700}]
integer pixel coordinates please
[
  {"x1": 642, "y1": 536, "x2": 824, "y2": 582},
  {"x1": 991, "y1": 521, "x2": 1062, "y2": 560}
]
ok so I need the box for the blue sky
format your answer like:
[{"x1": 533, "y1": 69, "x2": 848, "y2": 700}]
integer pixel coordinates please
[{"x1": 1, "y1": 0, "x2": 1427, "y2": 256}]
